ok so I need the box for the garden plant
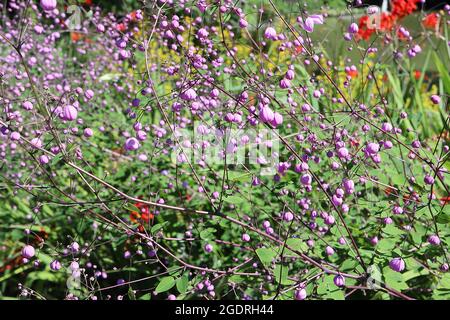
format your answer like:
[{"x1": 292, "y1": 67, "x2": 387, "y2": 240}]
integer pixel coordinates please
[{"x1": 0, "y1": 0, "x2": 449, "y2": 301}]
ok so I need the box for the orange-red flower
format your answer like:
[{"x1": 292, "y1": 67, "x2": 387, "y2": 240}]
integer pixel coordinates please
[
  {"x1": 357, "y1": 13, "x2": 397, "y2": 41},
  {"x1": 423, "y1": 13, "x2": 439, "y2": 29},
  {"x1": 70, "y1": 32, "x2": 83, "y2": 42},
  {"x1": 391, "y1": 0, "x2": 420, "y2": 19},
  {"x1": 116, "y1": 23, "x2": 127, "y2": 32},
  {"x1": 294, "y1": 45, "x2": 303, "y2": 56},
  {"x1": 130, "y1": 201, "x2": 154, "y2": 224},
  {"x1": 346, "y1": 69, "x2": 358, "y2": 78},
  {"x1": 414, "y1": 70, "x2": 421, "y2": 80},
  {"x1": 440, "y1": 196, "x2": 450, "y2": 205}
]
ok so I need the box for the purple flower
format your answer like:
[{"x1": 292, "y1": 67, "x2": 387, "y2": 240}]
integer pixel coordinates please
[
  {"x1": 242, "y1": 233, "x2": 250, "y2": 242},
  {"x1": 10, "y1": 132, "x2": 21, "y2": 141},
  {"x1": 424, "y1": 174, "x2": 434, "y2": 185},
  {"x1": 63, "y1": 105, "x2": 78, "y2": 121},
  {"x1": 333, "y1": 275, "x2": 345, "y2": 287},
  {"x1": 39, "y1": 155, "x2": 50, "y2": 165},
  {"x1": 264, "y1": 27, "x2": 277, "y2": 40},
  {"x1": 180, "y1": 88, "x2": 197, "y2": 101},
  {"x1": 325, "y1": 246, "x2": 335, "y2": 256},
  {"x1": 343, "y1": 179, "x2": 355, "y2": 194},
  {"x1": 22, "y1": 245, "x2": 35, "y2": 259},
  {"x1": 299, "y1": 15, "x2": 324, "y2": 33},
  {"x1": 30, "y1": 138, "x2": 43, "y2": 149},
  {"x1": 22, "y1": 101, "x2": 34, "y2": 110},
  {"x1": 366, "y1": 142, "x2": 380, "y2": 155},
  {"x1": 84, "y1": 89, "x2": 94, "y2": 100},
  {"x1": 283, "y1": 211, "x2": 294, "y2": 222},
  {"x1": 239, "y1": 18, "x2": 248, "y2": 28},
  {"x1": 124, "y1": 137, "x2": 140, "y2": 151},
  {"x1": 381, "y1": 122, "x2": 393, "y2": 132},
  {"x1": 294, "y1": 288, "x2": 307, "y2": 300},
  {"x1": 50, "y1": 260, "x2": 62, "y2": 271},
  {"x1": 279, "y1": 78, "x2": 291, "y2": 89},
  {"x1": 389, "y1": 257, "x2": 405, "y2": 272},
  {"x1": 324, "y1": 215, "x2": 335, "y2": 225},
  {"x1": 348, "y1": 22, "x2": 359, "y2": 34},
  {"x1": 270, "y1": 112, "x2": 283, "y2": 127},
  {"x1": 300, "y1": 173, "x2": 312, "y2": 186},
  {"x1": 204, "y1": 243, "x2": 213, "y2": 253},
  {"x1": 83, "y1": 128, "x2": 93, "y2": 138},
  {"x1": 428, "y1": 235, "x2": 440, "y2": 246},
  {"x1": 259, "y1": 106, "x2": 275, "y2": 123},
  {"x1": 430, "y1": 95, "x2": 441, "y2": 105},
  {"x1": 40, "y1": 0, "x2": 57, "y2": 11},
  {"x1": 337, "y1": 147, "x2": 349, "y2": 159},
  {"x1": 197, "y1": 28, "x2": 209, "y2": 39}
]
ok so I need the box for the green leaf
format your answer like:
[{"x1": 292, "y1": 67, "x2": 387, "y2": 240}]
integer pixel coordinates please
[
  {"x1": 382, "y1": 225, "x2": 405, "y2": 236},
  {"x1": 436, "y1": 213, "x2": 450, "y2": 224},
  {"x1": 155, "y1": 276, "x2": 175, "y2": 293},
  {"x1": 151, "y1": 222, "x2": 169, "y2": 234},
  {"x1": 274, "y1": 264, "x2": 294, "y2": 285},
  {"x1": 223, "y1": 195, "x2": 244, "y2": 204},
  {"x1": 285, "y1": 238, "x2": 308, "y2": 254},
  {"x1": 433, "y1": 52, "x2": 450, "y2": 94},
  {"x1": 176, "y1": 275, "x2": 189, "y2": 294},
  {"x1": 256, "y1": 248, "x2": 277, "y2": 267}
]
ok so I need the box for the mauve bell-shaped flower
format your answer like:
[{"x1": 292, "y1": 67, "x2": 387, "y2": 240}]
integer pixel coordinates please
[
  {"x1": 389, "y1": 257, "x2": 405, "y2": 272},
  {"x1": 239, "y1": 18, "x2": 248, "y2": 28},
  {"x1": 181, "y1": 88, "x2": 197, "y2": 101},
  {"x1": 279, "y1": 78, "x2": 291, "y2": 89},
  {"x1": 50, "y1": 260, "x2": 62, "y2": 271},
  {"x1": 333, "y1": 275, "x2": 345, "y2": 287},
  {"x1": 299, "y1": 15, "x2": 324, "y2": 33},
  {"x1": 124, "y1": 137, "x2": 140, "y2": 151},
  {"x1": 343, "y1": 179, "x2": 355, "y2": 194},
  {"x1": 84, "y1": 89, "x2": 94, "y2": 100},
  {"x1": 259, "y1": 106, "x2": 274, "y2": 123},
  {"x1": 30, "y1": 137, "x2": 43, "y2": 149},
  {"x1": 428, "y1": 235, "x2": 440, "y2": 246},
  {"x1": 83, "y1": 128, "x2": 93, "y2": 138},
  {"x1": 264, "y1": 27, "x2": 277, "y2": 40},
  {"x1": 270, "y1": 112, "x2": 283, "y2": 127},
  {"x1": 300, "y1": 173, "x2": 312, "y2": 186},
  {"x1": 283, "y1": 211, "x2": 294, "y2": 222},
  {"x1": 294, "y1": 288, "x2": 307, "y2": 300},
  {"x1": 430, "y1": 95, "x2": 441, "y2": 105},
  {"x1": 197, "y1": 28, "x2": 209, "y2": 39},
  {"x1": 63, "y1": 105, "x2": 78, "y2": 121},
  {"x1": 22, "y1": 245, "x2": 35, "y2": 259},
  {"x1": 348, "y1": 22, "x2": 359, "y2": 34},
  {"x1": 22, "y1": 101, "x2": 33, "y2": 110},
  {"x1": 365, "y1": 142, "x2": 379, "y2": 155},
  {"x1": 326, "y1": 246, "x2": 335, "y2": 256},
  {"x1": 40, "y1": 0, "x2": 57, "y2": 11}
]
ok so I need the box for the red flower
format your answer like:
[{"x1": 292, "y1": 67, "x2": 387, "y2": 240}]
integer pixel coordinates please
[
  {"x1": 414, "y1": 70, "x2": 421, "y2": 80},
  {"x1": 357, "y1": 16, "x2": 375, "y2": 40},
  {"x1": 440, "y1": 196, "x2": 450, "y2": 205},
  {"x1": 357, "y1": 13, "x2": 397, "y2": 41},
  {"x1": 391, "y1": 0, "x2": 419, "y2": 19},
  {"x1": 130, "y1": 201, "x2": 154, "y2": 224},
  {"x1": 116, "y1": 23, "x2": 127, "y2": 32},
  {"x1": 346, "y1": 69, "x2": 358, "y2": 78},
  {"x1": 423, "y1": 13, "x2": 439, "y2": 29},
  {"x1": 379, "y1": 13, "x2": 397, "y2": 31}
]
